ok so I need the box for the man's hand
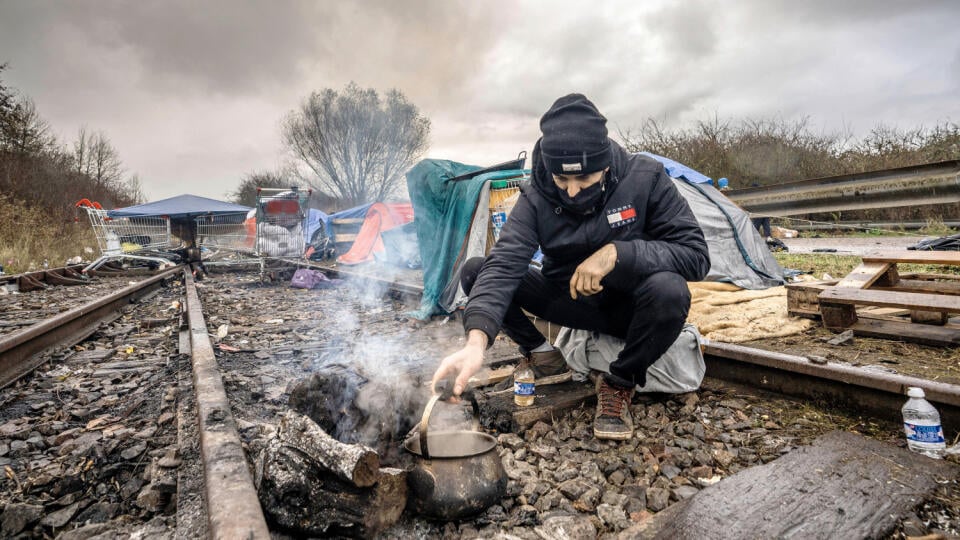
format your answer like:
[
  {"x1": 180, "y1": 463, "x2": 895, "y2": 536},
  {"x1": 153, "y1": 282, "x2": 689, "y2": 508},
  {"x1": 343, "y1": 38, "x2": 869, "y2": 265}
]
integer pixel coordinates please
[
  {"x1": 569, "y1": 243, "x2": 617, "y2": 300},
  {"x1": 432, "y1": 329, "x2": 487, "y2": 398}
]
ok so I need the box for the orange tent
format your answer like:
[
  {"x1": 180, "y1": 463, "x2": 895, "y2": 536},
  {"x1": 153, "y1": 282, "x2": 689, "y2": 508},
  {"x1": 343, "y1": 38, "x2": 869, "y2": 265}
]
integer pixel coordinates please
[{"x1": 336, "y1": 202, "x2": 415, "y2": 265}]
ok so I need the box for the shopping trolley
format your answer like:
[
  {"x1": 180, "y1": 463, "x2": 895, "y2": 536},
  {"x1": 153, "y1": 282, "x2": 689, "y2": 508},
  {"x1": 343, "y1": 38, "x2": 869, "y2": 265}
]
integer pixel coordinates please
[
  {"x1": 77, "y1": 200, "x2": 178, "y2": 272},
  {"x1": 194, "y1": 211, "x2": 255, "y2": 260},
  {"x1": 254, "y1": 187, "x2": 310, "y2": 258}
]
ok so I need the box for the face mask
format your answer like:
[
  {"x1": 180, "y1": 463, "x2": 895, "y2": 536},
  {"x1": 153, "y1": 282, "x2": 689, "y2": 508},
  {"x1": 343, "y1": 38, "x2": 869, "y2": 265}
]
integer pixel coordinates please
[{"x1": 557, "y1": 177, "x2": 605, "y2": 214}]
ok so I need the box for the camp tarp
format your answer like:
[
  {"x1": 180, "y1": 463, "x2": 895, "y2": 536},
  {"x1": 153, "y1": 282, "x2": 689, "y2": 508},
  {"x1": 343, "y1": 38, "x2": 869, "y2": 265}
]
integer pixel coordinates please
[
  {"x1": 336, "y1": 203, "x2": 415, "y2": 265},
  {"x1": 107, "y1": 194, "x2": 251, "y2": 219},
  {"x1": 407, "y1": 159, "x2": 530, "y2": 319}
]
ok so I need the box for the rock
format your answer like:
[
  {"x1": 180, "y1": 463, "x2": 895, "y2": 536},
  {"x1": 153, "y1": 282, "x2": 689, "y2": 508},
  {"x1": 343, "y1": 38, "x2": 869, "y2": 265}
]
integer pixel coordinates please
[
  {"x1": 74, "y1": 501, "x2": 119, "y2": 524},
  {"x1": 525, "y1": 422, "x2": 552, "y2": 442},
  {"x1": 660, "y1": 464, "x2": 681, "y2": 480},
  {"x1": 8, "y1": 439, "x2": 29, "y2": 457},
  {"x1": 646, "y1": 487, "x2": 671, "y2": 512},
  {"x1": 0, "y1": 443, "x2": 8, "y2": 457},
  {"x1": 514, "y1": 504, "x2": 539, "y2": 527},
  {"x1": 58, "y1": 431, "x2": 102, "y2": 457},
  {"x1": 136, "y1": 486, "x2": 168, "y2": 512},
  {"x1": 158, "y1": 449, "x2": 182, "y2": 468},
  {"x1": 573, "y1": 487, "x2": 601, "y2": 512},
  {"x1": 580, "y1": 461, "x2": 605, "y2": 485},
  {"x1": 534, "y1": 514, "x2": 596, "y2": 539},
  {"x1": 1, "y1": 503, "x2": 43, "y2": 535},
  {"x1": 558, "y1": 479, "x2": 593, "y2": 500},
  {"x1": 553, "y1": 463, "x2": 579, "y2": 482},
  {"x1": 121, "y1": 477, "x2": 145, "y2": 500},
  {"x1": 529, "y1": 444, "x2": 558, "y2": 461},
  {"x1": 608, "y1": 469, "x2": 627, "y2": 485},
  {"x1": 601, "y1": 492, "x2": 628, "y2": 508},
  {"x1": 39, "y1": 501, "x2": 81, "y2": 528},
  {"x1": 596, "y1": 503, "x2": 628, "y2": 529},
  {"x1": 687, "y1": 465, "x2": 713, "y2": 478},
  {"x1": 578, "y1": 439, "x2": 604, "y2": 453},
  {"x1": 121, "y1": 442, "x2": 147, "y2": 460},
  {"x1": 713, "y1": 448, "x2": 735, "y2": 468},
  {"x1": 534, "y1": 489, "x2": 565, "y2": 512},
  {"x1": 58, "y1": 522, "x2": 113, "y2": 540},
  {"x1": 671, "y1": 485, "x2": 699, "y2": 501},
  {"x1": 498, "y1": 433, "x2": 525, "y2": 450}
]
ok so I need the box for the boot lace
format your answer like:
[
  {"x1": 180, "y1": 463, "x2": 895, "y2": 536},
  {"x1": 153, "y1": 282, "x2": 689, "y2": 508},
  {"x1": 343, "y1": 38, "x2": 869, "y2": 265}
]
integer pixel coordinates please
[{"x1": 598, "y1": 379, "x2": 631, "y2": 418}]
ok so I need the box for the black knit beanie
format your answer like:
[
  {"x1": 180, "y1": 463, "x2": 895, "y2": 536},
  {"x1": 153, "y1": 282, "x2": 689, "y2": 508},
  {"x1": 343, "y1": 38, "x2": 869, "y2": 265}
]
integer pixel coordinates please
[{"x1": 539, "y1": 93, "x2": 612, "y2": 175}]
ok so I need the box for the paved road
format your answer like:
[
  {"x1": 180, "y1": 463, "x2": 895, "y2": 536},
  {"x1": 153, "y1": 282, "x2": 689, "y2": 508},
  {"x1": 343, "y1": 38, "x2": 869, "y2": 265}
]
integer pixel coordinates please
[{"x1": 780, "y1": 235, "x2": 929, "y2": 256}]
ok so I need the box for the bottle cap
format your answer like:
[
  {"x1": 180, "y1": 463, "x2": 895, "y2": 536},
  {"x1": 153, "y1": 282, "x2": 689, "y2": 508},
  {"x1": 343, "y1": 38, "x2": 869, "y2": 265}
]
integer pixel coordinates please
[{"x1": 907, "y1": 387, "x2": 925, "y2": 398}]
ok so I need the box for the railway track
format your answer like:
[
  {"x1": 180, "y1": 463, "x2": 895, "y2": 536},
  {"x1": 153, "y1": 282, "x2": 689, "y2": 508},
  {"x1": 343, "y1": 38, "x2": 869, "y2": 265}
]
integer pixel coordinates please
[{"x1": 0, "y1": 264, "x2": 958, "y2": 537}]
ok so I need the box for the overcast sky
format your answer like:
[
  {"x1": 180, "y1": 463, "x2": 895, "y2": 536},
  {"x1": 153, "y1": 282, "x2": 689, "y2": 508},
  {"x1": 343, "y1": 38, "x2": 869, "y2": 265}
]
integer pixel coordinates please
[{"x1": 1, "y1": 0, "x2": 958, "y2": 202}]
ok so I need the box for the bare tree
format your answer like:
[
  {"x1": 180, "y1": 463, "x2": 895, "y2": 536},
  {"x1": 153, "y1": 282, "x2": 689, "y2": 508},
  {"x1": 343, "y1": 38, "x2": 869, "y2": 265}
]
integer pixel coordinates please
[
  {"x1": 1, "y1": 97, "x2": 56, "y2": 155},
  {"x1": 86, "y1": 131, "x2": 124, "y2": 189},
  {"x1": 283, "y1": 83, "x2": 430, "y2": 206}
]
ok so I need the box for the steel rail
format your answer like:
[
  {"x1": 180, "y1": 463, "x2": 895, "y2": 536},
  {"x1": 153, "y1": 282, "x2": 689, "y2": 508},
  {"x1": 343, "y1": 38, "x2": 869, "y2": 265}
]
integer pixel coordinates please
[
  {"x1": 704, "y1": 340, "x2": 960, "y2": 438},
  {"x1": 183, "y1": 270, "x2": 270, "y2": 539},
  {"x1": 725, "y1": 159, "x2": 960, "y2": 217},
  {"x1": 0, "y1": 266, "x2": 182, "y2": 389}
]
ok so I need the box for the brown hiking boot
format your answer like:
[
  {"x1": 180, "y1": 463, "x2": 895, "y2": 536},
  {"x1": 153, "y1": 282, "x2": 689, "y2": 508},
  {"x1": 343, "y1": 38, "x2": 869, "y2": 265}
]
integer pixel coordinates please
[
  {"x1": 528, "y1": 349, "x2": 573, "y2": 385},
  {"x1": 594, "y1": 376, "x2": 635, "y2": 441}
]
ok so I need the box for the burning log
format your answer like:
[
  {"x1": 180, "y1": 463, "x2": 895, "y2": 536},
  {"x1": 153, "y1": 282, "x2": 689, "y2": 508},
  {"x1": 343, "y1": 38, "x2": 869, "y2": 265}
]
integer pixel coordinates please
[
  {"x1": 276, "y1": 411, "x2": 380, "y2": 487},
  {"x1": 287, "y1": 364, "x2": 423, "y2": 464},
  {"x1": 255, "y1": 411, "x2": 407, "y2": 537}
]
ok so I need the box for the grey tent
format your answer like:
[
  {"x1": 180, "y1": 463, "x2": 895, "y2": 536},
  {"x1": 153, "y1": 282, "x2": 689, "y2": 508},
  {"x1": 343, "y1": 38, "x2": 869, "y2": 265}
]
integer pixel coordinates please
[{"x1": 672, "y1": 179, "x2": 784, "y2": 289}]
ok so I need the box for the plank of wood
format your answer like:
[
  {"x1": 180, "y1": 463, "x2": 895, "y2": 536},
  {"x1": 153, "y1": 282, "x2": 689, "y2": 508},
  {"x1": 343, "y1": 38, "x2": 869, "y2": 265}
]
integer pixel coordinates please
[
  {"x1": 820, "y1": 287, "x2": 960, "y2": 313},
  {"x1": 476, "y1": 380, "x2": 595, "y2": 432},
  {"x1": 877, "y1": 279, "x2": 960, "y2": 296},
  {"x1": 835, "y1": 262, "x2": 892, "y2": 289},
  {"x1": 863, "y1": 250, "x2": 960, "y2": 265},
  {"x1": 620, "y1": 431, "x2": 959, "y2": 540},
  {"x1": 850, "y1": 318, "x2": 960, "y2": 347}
]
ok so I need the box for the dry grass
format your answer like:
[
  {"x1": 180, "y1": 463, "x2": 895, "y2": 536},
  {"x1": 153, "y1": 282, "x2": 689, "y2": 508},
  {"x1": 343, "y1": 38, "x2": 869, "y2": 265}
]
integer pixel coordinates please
[
  {"x1": 774, "y1": 252, "x2": 960, "y2": 279},
  {"x1": 0, "y1": 194, "x2": 98, "y2": 273}
]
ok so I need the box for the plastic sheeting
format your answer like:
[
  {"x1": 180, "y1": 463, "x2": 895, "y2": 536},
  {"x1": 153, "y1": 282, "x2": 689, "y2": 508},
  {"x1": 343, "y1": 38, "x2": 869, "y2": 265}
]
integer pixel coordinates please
[{"x1": 640, "y1": 152, "x2": 713, "y2": 184}]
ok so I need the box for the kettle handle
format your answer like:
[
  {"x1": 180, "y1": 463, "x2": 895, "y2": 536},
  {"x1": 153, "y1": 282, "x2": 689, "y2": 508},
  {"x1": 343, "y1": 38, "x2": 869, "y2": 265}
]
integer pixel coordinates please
[{"x1": 419, "y1": 391, "x2": 481, "y2": 460}]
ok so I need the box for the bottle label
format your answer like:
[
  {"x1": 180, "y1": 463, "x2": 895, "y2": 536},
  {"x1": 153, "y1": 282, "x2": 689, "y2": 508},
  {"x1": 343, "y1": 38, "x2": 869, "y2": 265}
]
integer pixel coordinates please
[
  {"x1": 904, "y1": 422, "x2": 945, "y2": 444},
  {"x1": 514, "y1": 381, "x2": 534, "y2": 396}
]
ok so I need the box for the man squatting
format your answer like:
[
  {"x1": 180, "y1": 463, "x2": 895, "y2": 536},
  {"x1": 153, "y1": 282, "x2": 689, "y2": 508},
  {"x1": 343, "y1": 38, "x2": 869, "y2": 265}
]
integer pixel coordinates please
[{"x1": 432, "y1": 94, "x2": 710, "y2": 440}]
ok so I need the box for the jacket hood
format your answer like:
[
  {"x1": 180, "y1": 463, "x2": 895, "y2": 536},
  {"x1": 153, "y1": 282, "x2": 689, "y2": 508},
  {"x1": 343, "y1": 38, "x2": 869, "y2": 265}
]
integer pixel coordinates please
[{"x1": 530, "y1": 138, "x2": 628, "y2": 213}]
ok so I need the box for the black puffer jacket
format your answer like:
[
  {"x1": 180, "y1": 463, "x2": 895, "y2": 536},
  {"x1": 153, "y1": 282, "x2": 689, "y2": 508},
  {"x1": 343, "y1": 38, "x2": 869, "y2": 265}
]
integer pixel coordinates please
[{"x1": 463, "y1": 139, "x2": 710, "y2": 343}]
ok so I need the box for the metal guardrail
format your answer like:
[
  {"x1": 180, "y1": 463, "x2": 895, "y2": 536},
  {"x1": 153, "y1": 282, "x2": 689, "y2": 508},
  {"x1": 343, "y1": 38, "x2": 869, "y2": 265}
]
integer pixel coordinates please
[
  {"x1": 788, "y1": 220, "x2": 960, "y2": 231},
  {"x1": 726, "y1": 160, "x2": 960, "y2": 217}
]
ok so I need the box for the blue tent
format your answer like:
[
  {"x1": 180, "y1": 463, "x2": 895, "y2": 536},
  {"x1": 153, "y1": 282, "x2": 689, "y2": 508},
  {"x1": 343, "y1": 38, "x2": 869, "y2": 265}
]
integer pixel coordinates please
[{"x1": 107, "y1": 194, "x2": 251, "y2": 219}]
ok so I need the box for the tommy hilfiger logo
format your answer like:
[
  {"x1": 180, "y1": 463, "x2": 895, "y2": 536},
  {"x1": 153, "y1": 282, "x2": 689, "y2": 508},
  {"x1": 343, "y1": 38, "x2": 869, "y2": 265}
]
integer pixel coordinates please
[
  {"x1": 561, "y1": 162, "x2": 582, "y2": 172},
  {"x1": 606, "y1": 205, "x2": 636, "y2": 228}
]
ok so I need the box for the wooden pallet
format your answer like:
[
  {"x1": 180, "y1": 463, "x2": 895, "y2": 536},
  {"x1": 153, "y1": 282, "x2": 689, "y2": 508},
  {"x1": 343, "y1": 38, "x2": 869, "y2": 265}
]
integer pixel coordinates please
[{"x1": 814, "y1": 251, "x2": 960, "y2": 346}]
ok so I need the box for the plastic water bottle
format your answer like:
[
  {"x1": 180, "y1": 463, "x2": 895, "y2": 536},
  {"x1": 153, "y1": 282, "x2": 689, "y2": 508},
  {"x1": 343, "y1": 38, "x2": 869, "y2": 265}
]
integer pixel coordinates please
[
  {"x1": 491, "y1": 211, "x2": 507, "y2": 241},
  {"x1": 514, "y1": 360, "x2": 535, "y2": 407},
  {"x1": 902, "y1": 387, "x2": 945, "y2": 459}
]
